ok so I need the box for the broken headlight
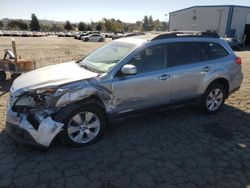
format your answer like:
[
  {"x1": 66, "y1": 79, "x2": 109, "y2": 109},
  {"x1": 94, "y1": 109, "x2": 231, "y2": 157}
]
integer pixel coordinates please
[
  {"x1": 36, "y1": 88, "x2": 55, "y2": 95},
  {"x1": 14, "y1": 88, "x2": 55, "y2": 109},
  {"x1": 15, "y1": 95, "x2": 36, "y2": 108}
]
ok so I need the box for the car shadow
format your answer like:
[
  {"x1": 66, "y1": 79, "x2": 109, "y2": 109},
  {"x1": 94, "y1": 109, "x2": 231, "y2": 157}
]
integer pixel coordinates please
[{"x1": 0, "y1": 103, "x2": 250, "y2": 187}]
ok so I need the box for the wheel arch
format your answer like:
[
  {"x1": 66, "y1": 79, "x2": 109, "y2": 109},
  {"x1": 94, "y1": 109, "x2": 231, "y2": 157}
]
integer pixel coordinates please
[
  {"x1": 78, "y1": 95, "x2": 107, "y2": 112},
  {"x1": 206, "y1": 78, "x2": 230, "y2": 98},
  {"x1": 53, "y1": 94, "x2": 108, "y2": 123}
]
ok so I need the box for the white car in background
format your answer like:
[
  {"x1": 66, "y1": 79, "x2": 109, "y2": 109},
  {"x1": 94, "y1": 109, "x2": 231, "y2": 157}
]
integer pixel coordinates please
[{"x1": 81, "y1": 34, "x2": 105, "y2": 42}]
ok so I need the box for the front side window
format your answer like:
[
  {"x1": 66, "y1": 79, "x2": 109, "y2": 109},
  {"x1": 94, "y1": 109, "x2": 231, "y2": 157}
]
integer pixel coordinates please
[
  {"x1": 127, "y1": 44, "x2": 165, "y2": 73},
  {"x1": 169, "y1": 42, "x2": 202, "y2": 66},
  {"x1": 80, "y1": 41, "x2": 136, "y2": 72}
]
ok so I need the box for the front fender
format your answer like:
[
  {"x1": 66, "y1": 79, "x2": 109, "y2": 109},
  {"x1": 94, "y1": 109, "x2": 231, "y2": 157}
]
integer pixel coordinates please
[{"x1": 53, "y1": 81, "x2": 112, "y2": 113}]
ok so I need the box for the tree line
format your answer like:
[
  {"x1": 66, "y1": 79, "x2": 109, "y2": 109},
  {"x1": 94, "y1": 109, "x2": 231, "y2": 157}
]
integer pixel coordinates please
[{"x1": 0, "y1": 14, "x2": 168, "y2": 32}]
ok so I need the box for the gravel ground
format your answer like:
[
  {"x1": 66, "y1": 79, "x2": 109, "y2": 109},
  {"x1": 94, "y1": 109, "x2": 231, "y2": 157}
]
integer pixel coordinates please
[{"x1": 0, "y1": 37, "x2": 250, "y2": 188}]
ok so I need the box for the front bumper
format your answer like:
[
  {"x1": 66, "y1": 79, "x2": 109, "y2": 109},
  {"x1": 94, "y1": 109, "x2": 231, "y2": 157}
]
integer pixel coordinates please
[
  {"x1": 5, "y1": 121, "x2": 46, "y2": 149},
  {"x1": 5, "y1": 105, "x2": 64, "y2": 148}
]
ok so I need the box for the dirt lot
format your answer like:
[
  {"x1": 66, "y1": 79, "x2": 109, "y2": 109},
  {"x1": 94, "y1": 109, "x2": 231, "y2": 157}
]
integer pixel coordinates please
[
  {"x1": 0, "y1": 36, "x2": 109, "y2": 69},
  {"x1": 0, "y1": 37, "x2": 250, "y2": 188}
]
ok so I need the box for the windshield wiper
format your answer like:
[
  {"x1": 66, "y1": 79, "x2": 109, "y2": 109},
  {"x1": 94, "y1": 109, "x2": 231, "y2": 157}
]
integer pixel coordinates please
[
  {"x1": 75, "y1": 59, "x2": 82, "y2": 64},
  {"x1": 80, "y1": 63, "x2": 103, "y2": 74},
  {"x1": 80, "y1": 63, "x2": 91, "y2": 70}
]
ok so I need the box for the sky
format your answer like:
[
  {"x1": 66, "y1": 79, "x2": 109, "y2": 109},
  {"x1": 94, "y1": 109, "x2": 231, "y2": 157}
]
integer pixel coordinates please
[{"x1": 0, "y1": 0, "x2": 249, "y2": 23}]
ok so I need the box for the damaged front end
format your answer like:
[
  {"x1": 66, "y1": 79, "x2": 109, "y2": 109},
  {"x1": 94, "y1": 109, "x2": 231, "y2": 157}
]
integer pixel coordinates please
[
  {"x1": 5, "y1": 79, "x2": 112, "y2": 148},
  {"x1": 5, "y1": 87, "x2": 64, "y2": 148}
]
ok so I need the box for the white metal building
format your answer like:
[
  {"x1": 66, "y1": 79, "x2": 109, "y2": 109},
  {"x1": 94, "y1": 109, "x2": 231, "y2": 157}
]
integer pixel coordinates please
[{"x1": 169, "y1": 5, "x2": 250, "y2": 44}]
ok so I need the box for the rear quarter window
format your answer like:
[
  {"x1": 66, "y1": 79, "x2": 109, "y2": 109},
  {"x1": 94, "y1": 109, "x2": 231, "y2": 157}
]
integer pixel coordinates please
[{"x1": 203, "y1": 42, "x2": 229, "y2": 60}]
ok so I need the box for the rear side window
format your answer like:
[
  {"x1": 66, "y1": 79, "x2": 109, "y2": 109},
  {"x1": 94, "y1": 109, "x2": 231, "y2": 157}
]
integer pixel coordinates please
[
  {"x1": 169, "y1": 42, "x2": 201, "y2": 66},
  {"x1": 203, "y1": 42, "x2": 229, "y2": 60}
]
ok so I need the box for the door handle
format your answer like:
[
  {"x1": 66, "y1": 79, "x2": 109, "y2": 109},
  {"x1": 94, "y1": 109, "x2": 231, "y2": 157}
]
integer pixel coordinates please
[
  {"x1": 202, "y1": 66, "x2": 212, "y2": 72},
  {"x1": 159, "y1": 74, "x2": 171, "y2": 81}
]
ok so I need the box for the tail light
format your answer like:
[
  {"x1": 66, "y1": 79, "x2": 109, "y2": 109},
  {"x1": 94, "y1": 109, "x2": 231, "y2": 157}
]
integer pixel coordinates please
[{"x1": 235, "y1": 57, "x2": 242, "y2": 65}]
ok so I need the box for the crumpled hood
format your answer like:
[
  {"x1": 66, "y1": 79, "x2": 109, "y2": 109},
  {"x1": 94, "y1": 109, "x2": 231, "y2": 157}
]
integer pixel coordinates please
[{"x1": 11, "y1": 61, "x2": 98, "y2": 96}]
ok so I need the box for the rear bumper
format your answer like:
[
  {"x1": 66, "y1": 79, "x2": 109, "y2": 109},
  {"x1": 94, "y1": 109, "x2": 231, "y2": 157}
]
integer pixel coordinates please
[{"x1": 229, "y1": 71, "x2": 243, "y2": 97}]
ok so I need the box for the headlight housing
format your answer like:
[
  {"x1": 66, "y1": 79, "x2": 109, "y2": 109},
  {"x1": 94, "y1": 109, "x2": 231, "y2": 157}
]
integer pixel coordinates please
[
  {"x1": 55, "y1": 89, "x2": 87, "y2": 107},
  {"x1": 14, "y1": 88, "x2": 55, "y2": 109},
  {"x1": 15, "y1": 95, "x2": 36, "y2": 107},
  {"x1": 36, "y1": 88, "x2": 55, "y2": 94}
]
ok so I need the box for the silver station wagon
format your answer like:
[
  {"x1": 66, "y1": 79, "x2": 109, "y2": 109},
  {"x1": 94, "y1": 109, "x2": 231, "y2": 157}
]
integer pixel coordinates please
[{"x1": 5, "y1": 31, "x2": 243, "y2": 148}]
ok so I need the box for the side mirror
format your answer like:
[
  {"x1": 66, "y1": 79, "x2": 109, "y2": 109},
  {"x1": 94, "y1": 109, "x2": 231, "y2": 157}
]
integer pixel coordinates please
[{"x1": 121, "y1": 64, "x2": 137, "y2": 75}]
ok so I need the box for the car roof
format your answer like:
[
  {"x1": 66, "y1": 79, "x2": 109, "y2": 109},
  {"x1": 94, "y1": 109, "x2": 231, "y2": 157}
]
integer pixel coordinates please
[{"x1": 116, "y1": 31, "x2": 220, "y2": 45}]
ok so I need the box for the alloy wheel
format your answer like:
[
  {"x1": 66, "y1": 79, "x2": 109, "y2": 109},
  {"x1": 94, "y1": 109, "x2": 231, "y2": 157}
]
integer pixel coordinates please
[
  {"x1": 67, "y1": 111, "x2": 100, "y2": 144},
  {"x1": 206, "y1": 88, "x2": 224, "y2": 111}
]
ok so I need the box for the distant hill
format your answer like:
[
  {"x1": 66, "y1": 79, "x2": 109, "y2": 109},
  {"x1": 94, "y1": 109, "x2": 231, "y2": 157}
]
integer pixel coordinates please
[{"x1": 1, "y1": 18, "x2": 66, "y2": 27}]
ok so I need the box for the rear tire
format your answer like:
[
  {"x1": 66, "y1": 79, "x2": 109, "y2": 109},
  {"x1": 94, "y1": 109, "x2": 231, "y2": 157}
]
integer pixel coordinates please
[
  {"x1": 99, "y1": 38, "x2": 104, "y2": 42},
  {"x1": 0, "y1": 71, "x2": 6, "y2": 81},
  {"x1": 58, "y1": 103, "x2": 107, "y2": 147},
  {"x1": 84, "y1": 38, "x2": 89, "y2": 42},
  {"x1": 202, "y1": 83, "x2": 226, "y2": 114}
]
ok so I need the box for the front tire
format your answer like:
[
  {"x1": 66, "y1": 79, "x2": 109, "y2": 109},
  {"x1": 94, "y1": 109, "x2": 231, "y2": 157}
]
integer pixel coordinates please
[
  {"x1": 202, "y1": 83, "x2": 226, "y2": 114},
  {"x1": 58, "y1": 104, "x2": 107, "y2": 147}
]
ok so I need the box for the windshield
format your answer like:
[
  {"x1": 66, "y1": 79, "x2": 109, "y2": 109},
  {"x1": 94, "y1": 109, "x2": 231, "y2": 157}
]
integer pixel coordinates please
[{"x1": 80, "y1": 41, "x2": 136, "y2": 72}]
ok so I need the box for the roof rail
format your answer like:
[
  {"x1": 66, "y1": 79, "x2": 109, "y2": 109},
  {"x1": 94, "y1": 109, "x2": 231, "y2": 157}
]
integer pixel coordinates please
[{"x1": 152, "y1": 31, "x2": 220, "y2": 40}]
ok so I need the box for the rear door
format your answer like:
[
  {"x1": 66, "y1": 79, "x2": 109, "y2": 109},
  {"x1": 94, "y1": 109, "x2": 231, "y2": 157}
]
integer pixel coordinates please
[
  {"x1": 169, "y1": 42, "x2": 215, "y2": 102},
  {"x1": 89, "y1": 34, "x2": 97, "y2": 42}
]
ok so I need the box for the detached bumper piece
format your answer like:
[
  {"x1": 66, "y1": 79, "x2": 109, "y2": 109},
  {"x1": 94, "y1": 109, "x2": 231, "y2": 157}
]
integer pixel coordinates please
[
  {"x1": 5, "y1": 121, "x2": 47, "y2": 149},
  {"x1": 5, "y1": 108, "x2": 64, "y2": 148}
]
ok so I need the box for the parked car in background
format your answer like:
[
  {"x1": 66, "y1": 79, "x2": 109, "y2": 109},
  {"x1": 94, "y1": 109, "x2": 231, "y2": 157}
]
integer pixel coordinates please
[
  {"x1": 74, "y1": 32, "x2": 83, "y2": 39},
  {"x1": 0, "y1": 31, "x2": 48, "y2": 37},
  {"x1": 21, "y1": 31, "x2": 32, "y2": 37},
  {"x1": 58, "y1": 32, "x2": 73, "y2": 37},
  {"x1": 112, "y1": 32, "x2": 144, "y2": 40},
  {"x1": 2, "y1": 31, "x2": 21, "y2": 37},
  {"x1": 223, "y1": 38, "x2": 242, "y2": 51},
  {"x1": 74, "y1": 31, "x2": 100, "y2": 40},
  {"x1": 123, "y1": 32, "x2": 145, "y2": 38},
  {"x1": 11, "y1": 31, "x2": 21, "y2": 37},
  {"x1": 112, "y1": 31, "x2": 124, "y2": 40},
  {"x1": 105, "y1": 33, "x2": 113, "y2": 38},
  {"x1": 5, "y1": 31, "x2": 243, "y2": 148},
  {"x1": 81, "y1": 34, "x2": 105, "y2": 42},
  {"x1": 57, "y1": 32, "x2": 65, "y2": 37},
  {"x1": 75, "y1": 32, "x2": 89, "y2": 40},
  {"x1": 3, "y1": 31, "x2": 11, "y2": 36},
  {"x1": 64, "y1": 32, "x2": 74, "y2": 37},
  {"x1": 32, "y1": 32, "x2": 41, "y2": 37}
]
